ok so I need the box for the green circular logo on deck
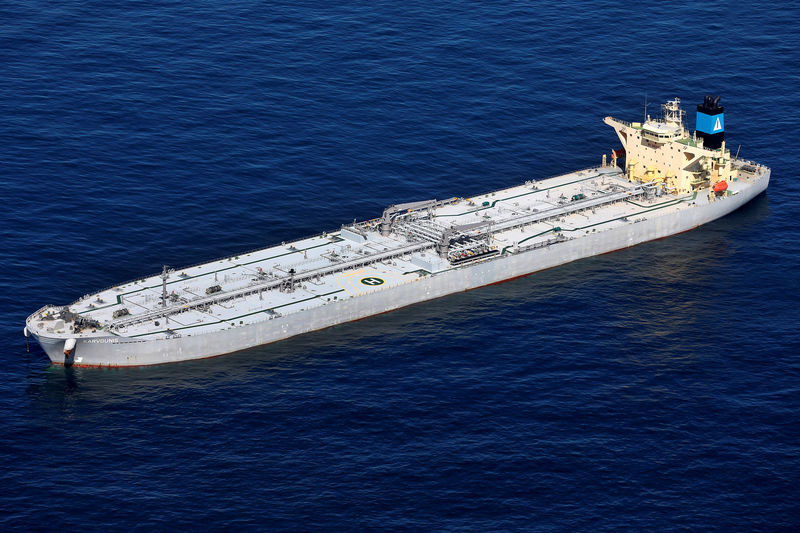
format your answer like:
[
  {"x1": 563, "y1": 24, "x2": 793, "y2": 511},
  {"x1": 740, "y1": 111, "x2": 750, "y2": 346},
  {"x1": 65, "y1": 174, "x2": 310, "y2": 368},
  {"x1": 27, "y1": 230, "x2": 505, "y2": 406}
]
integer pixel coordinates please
[{"x1": 360, "y1": 277, "x2": 385, "y2": 286}]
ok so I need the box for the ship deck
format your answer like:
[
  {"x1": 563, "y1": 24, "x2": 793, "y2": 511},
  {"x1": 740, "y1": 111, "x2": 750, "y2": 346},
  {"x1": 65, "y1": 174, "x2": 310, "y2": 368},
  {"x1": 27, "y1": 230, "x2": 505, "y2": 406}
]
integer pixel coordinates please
[{"x1": 27, "y1": 160, "x2": 767, "y2": 342}]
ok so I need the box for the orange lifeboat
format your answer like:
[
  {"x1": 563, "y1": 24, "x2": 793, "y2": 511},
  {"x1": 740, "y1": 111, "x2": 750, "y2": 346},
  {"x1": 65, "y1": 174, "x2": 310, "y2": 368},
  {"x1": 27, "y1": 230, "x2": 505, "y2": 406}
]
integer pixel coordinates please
[{"x1": 713, "y1": 181, "x2": 728, "y2": 193}]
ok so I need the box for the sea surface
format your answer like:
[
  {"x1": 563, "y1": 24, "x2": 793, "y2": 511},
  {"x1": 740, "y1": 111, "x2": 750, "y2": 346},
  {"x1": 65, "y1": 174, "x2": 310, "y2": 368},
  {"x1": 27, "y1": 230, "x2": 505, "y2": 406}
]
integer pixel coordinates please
[{"x1": 1, "y1": 1, "x2": 799, "y2": 530}]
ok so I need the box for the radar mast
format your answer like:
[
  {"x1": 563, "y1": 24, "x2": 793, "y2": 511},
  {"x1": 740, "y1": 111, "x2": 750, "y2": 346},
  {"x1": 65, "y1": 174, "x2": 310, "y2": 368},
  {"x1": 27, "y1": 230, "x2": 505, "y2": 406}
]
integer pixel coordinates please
[{"x1": 662, "y1": 98, "x2": 685, "y2": 129}]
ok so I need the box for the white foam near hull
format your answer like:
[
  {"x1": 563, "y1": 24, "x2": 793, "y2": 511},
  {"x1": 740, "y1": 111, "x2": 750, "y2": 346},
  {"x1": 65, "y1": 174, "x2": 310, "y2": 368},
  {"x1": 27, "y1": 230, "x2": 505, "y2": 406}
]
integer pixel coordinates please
[{"x1": 35, "y1": 171, "x2": 769, "y2": 367}]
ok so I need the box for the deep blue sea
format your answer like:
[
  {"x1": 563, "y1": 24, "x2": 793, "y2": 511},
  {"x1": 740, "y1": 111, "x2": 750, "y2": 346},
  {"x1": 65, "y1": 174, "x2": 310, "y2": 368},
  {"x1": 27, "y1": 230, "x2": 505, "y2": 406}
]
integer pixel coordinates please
[{"x1": 2, "y1": 1, "x2": 799, "y2": 530}]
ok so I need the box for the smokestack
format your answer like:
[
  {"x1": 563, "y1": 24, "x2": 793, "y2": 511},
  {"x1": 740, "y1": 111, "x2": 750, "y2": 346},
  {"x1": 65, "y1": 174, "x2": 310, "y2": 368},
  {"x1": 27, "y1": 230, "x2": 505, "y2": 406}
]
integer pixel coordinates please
[{"x1": 696, "y1": 95, "x2": 724, "y2": 150}]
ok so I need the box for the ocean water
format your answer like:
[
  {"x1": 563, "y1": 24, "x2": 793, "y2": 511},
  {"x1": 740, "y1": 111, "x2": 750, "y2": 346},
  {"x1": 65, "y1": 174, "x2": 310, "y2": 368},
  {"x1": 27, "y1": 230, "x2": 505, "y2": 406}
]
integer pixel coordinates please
[{"x1": 2, "y1": 1, "x2": 799, "y2": 530}]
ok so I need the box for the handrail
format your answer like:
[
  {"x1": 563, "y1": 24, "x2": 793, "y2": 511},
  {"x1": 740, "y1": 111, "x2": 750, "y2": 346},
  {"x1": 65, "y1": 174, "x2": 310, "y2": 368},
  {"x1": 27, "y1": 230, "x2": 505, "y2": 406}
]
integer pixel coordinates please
[
  {"x1": 111, "y1": 240, "x2": 434, "y2": 328},
  {"x1": 72, "y1": 164, "x2": 622, "y2": 312},
  {"x1": 606, "y1": 116, "x2": 634, "y2": 128},
  {"x1": 70, "y1": 228, "x2": 347, "y2": 304}
]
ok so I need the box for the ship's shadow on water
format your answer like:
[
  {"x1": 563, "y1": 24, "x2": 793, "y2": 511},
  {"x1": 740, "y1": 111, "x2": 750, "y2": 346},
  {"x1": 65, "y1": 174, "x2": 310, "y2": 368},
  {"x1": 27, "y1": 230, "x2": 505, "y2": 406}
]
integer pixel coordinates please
[{"x1": 26, "y1": 191, "x2": 771, "y2": 405}]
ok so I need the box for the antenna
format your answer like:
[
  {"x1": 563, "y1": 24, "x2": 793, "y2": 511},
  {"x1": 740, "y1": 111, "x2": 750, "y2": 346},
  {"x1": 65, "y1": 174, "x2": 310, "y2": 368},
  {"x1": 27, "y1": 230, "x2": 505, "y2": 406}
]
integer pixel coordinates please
[
  {"x1": 644, "y1": 91, "x2": 648, "y2": 122},
  {"x1": 734, "y1": 144, "x2": 741, "y2": 161}
]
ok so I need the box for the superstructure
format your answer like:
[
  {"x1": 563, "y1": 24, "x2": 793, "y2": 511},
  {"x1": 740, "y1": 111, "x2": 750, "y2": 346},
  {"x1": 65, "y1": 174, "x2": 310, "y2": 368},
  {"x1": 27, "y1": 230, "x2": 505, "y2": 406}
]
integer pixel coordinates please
[{"x1": 25, "y1": 96, "x2": 770, "y2": 367}]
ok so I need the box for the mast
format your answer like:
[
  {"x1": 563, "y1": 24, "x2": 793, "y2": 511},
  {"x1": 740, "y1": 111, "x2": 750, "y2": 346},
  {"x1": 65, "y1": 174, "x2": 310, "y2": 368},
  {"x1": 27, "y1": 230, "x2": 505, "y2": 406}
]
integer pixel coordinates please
[
  {"x1": 662, "y1": 98, "x2": 685, "y2": 129},
  {"x1": 160, "y1": 265, "x2": 172, "y2": 307}
]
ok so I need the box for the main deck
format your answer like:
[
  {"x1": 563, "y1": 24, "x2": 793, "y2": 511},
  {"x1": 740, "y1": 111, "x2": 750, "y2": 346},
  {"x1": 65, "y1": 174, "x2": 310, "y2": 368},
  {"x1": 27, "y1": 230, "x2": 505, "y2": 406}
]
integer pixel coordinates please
[{"x1": 27, "y1": 160, "x2": 766, "y2": 343}]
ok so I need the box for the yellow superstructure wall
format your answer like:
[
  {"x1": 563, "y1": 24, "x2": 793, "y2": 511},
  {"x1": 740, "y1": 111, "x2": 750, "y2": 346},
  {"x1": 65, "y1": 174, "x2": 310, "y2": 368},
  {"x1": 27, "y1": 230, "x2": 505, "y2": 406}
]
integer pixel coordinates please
[{"x1": 606, "y1": 118, "x2": 732, "y2": 195}]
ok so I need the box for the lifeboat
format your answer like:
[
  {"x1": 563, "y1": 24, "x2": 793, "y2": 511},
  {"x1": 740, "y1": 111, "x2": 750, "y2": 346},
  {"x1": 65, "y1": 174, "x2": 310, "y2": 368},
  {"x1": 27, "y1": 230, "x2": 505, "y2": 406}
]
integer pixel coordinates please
[{"x1": 713, "y1": 181, "x2": 728, "y2": 193}]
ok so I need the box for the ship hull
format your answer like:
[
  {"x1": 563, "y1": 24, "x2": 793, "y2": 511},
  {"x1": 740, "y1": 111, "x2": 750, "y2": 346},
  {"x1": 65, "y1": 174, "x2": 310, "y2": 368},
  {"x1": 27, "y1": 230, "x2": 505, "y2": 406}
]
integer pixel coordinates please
[{"x1": 37, "y1": 171, "x2": 769, "y2": 367}]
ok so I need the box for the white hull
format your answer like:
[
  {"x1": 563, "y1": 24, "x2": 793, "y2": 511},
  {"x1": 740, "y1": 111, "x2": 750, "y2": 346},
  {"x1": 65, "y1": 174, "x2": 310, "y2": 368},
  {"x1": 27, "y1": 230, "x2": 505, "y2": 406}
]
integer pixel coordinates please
[{"x1": 34, "y1": 170, "x2": 769, "y2": 367}]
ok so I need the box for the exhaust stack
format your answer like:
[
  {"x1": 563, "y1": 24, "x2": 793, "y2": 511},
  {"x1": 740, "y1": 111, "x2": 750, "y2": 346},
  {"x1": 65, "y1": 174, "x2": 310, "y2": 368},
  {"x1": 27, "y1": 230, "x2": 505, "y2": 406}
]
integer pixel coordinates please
[{"x1": 696, "y1": 95, "x2": 724, "y2": 149}]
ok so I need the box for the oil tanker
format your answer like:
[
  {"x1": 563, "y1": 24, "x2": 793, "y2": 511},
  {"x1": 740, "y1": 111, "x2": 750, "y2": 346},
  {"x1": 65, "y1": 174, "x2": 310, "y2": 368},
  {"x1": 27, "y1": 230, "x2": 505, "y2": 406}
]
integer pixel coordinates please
[{"x1": 25, "y1": 96, "x2": 770, "y2": 367}]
